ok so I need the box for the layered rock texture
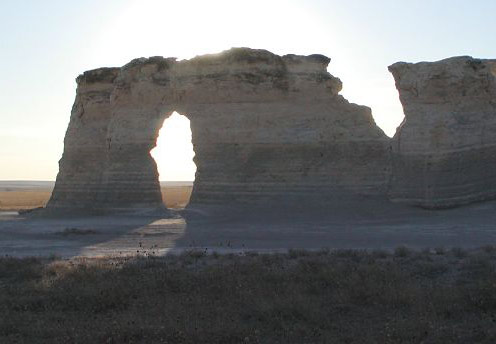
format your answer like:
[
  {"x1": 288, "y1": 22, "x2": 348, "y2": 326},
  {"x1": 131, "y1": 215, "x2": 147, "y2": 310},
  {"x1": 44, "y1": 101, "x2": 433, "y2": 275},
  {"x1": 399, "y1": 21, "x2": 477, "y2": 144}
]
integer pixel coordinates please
[
  {"x1": 389, "y1": 57, "x2": 496, "y2": 208},
  {"x1": 46, "y1": 49, "x2": 496, "y2": 214},
  {"x1": 46, "y1": 48, "x2": 390, "y2": 213}
]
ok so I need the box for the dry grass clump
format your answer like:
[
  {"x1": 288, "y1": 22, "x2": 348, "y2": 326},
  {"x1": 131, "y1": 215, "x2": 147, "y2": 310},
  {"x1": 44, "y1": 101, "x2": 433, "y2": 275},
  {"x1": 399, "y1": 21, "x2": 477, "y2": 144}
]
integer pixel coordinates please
[
  {"x1": 394, "y1": 245, "x2": 412, "y2": 258},
  {"x1": 1, "y1": 248, "x2": 496, "y2": 343}
]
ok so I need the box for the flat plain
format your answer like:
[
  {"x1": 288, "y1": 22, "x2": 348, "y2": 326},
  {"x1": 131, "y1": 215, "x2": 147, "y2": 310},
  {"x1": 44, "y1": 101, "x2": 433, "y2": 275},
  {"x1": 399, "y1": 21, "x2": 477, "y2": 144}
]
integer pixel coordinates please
[{"x1": 0, "y1": 181, "x2": 193, "y2": 211}]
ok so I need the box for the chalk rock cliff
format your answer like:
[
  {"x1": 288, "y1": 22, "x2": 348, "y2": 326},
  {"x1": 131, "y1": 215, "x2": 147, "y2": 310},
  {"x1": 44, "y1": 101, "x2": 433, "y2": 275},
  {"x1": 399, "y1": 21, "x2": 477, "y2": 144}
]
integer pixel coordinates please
[
  {"x1": 389, "y1": 56, "x2": 496, "y2": 208},
  {"x1": 46, "y1": 48, "x2": 390, "y2": 213}
]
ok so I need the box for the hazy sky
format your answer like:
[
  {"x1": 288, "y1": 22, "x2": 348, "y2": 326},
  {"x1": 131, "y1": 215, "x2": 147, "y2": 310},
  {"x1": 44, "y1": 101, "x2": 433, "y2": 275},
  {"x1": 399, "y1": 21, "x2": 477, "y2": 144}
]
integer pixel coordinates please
[{"x1": 1, "y1": 0, "x2": 495, "y2": 180}]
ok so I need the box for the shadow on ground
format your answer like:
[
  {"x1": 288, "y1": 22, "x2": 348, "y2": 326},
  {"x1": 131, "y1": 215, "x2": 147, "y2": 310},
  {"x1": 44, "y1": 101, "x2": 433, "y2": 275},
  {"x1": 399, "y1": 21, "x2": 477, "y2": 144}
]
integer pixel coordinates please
[
  {"x1": 176, "y1": 197, "x2": 496, "y2": 252},
  {"x1": 1, "y1": 197, "x2": 496, "y2": 258}
]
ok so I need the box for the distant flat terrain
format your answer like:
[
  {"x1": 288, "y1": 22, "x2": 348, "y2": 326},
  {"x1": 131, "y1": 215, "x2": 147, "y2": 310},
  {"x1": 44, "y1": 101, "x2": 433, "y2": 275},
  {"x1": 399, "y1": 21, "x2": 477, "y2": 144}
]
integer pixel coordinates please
[
  {"x1": 159, "y1": 182, "x2": 194, "y2": 208},
  {"x1": 0, "y1": 181, "x2": 193, "y2": 210},
  {"x1": 0, "y1": 181, "x2": 55, "y2": 191}
]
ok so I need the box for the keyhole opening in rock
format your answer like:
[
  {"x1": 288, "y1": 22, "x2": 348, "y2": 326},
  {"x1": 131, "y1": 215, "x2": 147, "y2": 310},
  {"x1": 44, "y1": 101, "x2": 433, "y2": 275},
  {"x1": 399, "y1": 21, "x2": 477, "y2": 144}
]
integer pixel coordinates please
[{"x1": 151, "y1": 111, "x2": 196, "y2": 209}]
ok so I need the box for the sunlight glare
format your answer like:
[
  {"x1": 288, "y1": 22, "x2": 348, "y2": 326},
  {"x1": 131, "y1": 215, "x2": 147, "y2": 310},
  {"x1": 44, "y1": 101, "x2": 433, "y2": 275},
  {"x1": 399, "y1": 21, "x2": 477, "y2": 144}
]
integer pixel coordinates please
[{"x1": 151, "y1": 112, "x2": 196, "y2": 181}]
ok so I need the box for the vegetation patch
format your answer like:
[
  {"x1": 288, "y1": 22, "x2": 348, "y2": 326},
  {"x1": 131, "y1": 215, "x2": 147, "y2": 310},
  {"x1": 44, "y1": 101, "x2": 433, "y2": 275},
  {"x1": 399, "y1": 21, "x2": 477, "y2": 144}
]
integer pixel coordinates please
[{"x1": 1, "y1": 248, "x2": 496, "y2": 343}]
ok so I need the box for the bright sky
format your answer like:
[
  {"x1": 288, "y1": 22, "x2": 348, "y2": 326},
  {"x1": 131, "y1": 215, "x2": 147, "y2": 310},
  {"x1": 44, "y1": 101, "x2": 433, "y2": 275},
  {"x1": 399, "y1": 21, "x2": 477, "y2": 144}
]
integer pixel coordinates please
[{"x1": 1, "y1": 0, "x2": 495, "y2": 180}]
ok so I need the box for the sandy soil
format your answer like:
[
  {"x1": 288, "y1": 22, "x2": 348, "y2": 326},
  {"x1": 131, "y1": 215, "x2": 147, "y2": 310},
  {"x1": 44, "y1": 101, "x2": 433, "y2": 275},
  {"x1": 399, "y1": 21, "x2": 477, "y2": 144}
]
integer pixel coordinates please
[{"x1": 0, "y1": 182, "x2": 192, "y2": 210}]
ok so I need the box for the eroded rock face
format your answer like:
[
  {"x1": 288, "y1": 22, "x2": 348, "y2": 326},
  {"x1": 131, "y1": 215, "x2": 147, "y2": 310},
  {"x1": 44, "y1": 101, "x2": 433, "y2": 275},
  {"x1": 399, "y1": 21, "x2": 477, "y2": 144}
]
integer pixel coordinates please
[
  {"x1": 46, "y1": 48, "x2": 391, "y2": 213},
  {"x1": 389, "y1": 56, "x2": 496, "y2": 208}
]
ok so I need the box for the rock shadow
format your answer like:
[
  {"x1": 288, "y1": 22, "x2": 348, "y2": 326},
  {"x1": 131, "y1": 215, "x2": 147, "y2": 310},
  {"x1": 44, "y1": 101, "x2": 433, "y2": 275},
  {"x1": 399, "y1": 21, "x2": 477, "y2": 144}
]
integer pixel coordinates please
[{"x1": 173, "y1": 198, "x2": 496, "y2": 252}]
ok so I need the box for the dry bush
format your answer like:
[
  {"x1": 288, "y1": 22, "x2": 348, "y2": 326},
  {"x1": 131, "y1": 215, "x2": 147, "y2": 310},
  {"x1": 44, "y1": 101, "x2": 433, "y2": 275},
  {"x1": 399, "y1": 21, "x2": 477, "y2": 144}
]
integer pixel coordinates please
[{"x1": 394, "y1": 245, "x2": 412, "y2": 258}]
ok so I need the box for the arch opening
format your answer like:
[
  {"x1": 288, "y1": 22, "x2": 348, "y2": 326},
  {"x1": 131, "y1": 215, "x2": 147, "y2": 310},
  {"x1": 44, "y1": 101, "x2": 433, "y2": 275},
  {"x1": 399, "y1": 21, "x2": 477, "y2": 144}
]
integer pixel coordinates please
[{"x1": 151, "y1": 111, "x2": 196, "y2": 209}]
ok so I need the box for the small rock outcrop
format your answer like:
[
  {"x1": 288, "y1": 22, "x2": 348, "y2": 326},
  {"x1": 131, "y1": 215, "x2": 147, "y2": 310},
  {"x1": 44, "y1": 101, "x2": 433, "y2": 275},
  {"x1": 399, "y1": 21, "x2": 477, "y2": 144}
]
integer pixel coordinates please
[
  {"x1": 46, "y1": 48, "x2": 391, "y2": 213},
  {"x1": 389, "y1": 56, "x2": 496, "y2": 208}
]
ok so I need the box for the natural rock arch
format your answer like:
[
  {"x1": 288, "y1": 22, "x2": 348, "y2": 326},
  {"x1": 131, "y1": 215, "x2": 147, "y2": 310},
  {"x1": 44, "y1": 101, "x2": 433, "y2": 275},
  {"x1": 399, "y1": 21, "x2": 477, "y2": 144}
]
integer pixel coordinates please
[
  {"x1": 151, "y1": 111, "x2": 196, "y2": 185},
  {"x1": 46, "y1": 48, "x2": 496, "y2": 214},
  {"x1": 46, "y1": 48, "x2": 391, "y2": 213}
]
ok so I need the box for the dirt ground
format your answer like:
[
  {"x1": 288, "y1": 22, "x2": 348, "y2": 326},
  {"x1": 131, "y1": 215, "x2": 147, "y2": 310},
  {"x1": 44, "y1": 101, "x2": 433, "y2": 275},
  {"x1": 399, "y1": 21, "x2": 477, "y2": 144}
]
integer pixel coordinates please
[
  {"x1": 2, "y1": 181, "x2": 496, "y2": 258},
  {"x1": 0, "y1": 186, "x2": 192, "y2": 210}
]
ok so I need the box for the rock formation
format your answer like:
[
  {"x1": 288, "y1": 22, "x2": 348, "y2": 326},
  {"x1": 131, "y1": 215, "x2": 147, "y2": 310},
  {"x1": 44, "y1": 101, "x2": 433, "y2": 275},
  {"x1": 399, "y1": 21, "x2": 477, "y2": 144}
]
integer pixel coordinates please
[
  {"x1": 389, "y1": 56, "x2": 496, "y2": 208},
  {"x1": 46, "y1": 48, "x2": 496, "y2": 214},
  {"x1": 46, "y1": 48, "x2": 391, "y2": 213}
]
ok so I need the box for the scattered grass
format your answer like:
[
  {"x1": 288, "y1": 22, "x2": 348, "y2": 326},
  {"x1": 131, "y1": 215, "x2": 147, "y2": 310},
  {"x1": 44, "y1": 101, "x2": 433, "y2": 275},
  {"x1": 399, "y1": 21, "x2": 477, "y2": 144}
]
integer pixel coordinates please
[
  {"x1": 371, "y1": 250, "x2": 388, "y2": 261},
  {"x1": 394, "y1": 245, "x2": 411, "y2": 258},
  {"x1": 1, "y1": 248, "x2": 496, "y2": 343},
  {"x1": 451, "y1": 247, "x2": 468, "y2": 259},
  {"x1": 482, "y1": 245, "x2": 496, "y2": 254},
  {"x1": 434, "y1": 246, "x2": 446, "y2": 255},
  {"x1": 288, "y1": 248, "x2": 311, "y2": 259}
]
